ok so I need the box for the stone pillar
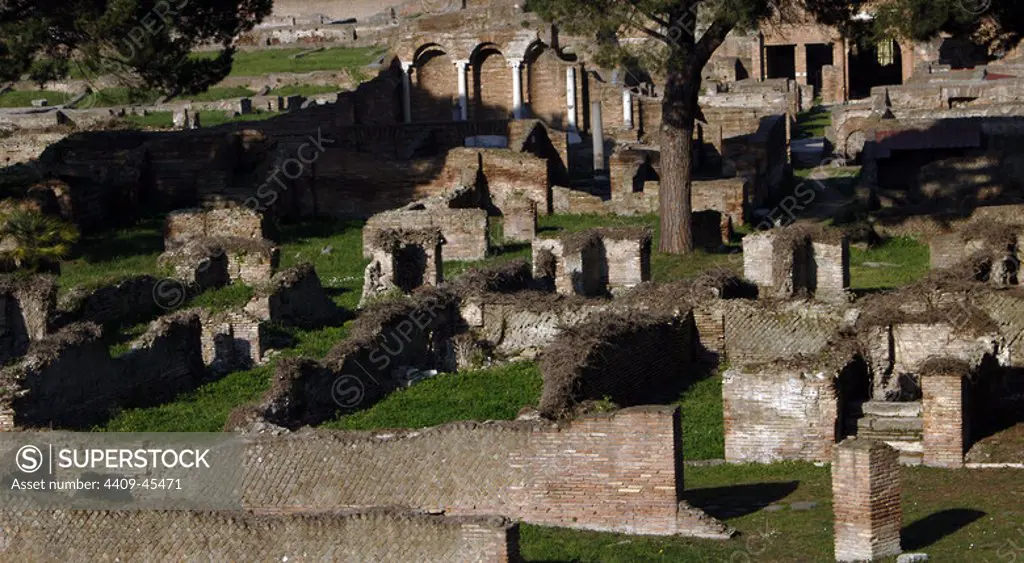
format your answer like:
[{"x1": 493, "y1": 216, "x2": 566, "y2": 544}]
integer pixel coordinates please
[
  {"x1": 795, "y1": 43, "x2": 808, "y2": 85},
  {"x1": 833, "y1": 40, "x2": 848, "y2": 102},
  {"x1": 591, "y1": 101, "x2": 604, "y2": 171},
  {"x1": 509, "y1": 57, "x2": 524, "y2": 119},
  {"x1": 454, "y1": 59, "x2": 469, "y2": 121},
  {"x1": 400, "y1": 61, "x2": 413, "y2": 124},
  {"x1": 922, "y1": 369, "x2": 967, "y2": 468},
  {"x1": 832, "y1": 438, "x2": 902, "y2": 562},
  {"x1": 622, "y1": 89, "x2": 634, "y2": 130},
  {"x1": 812, "y1": 237, "x2": 850, "y2": 301}
]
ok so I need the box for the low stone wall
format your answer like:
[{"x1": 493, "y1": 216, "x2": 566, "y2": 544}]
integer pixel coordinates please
[
  {"x1": 723, "y1": 361, "x2": 840, "y2": 463},
  {"x1": 0, "y1": 311, "x2": 204, "y2": 428},
  {"x1": 539, "y1": 312, "x2": 694, "y2": 417},
  {"x1": 462, "y1": 293, "x2": 608, "y2": 357},
  {"x1": 363, "y1": 208, "x2": 489, "y2": 261},
  {"x1": 200, "y1": 309, "x2": 269, "y2": 374},
  {"x1": 165, "y1": 207, "x2": 274, "y2": 250},
  {"x1": 0, "y1": 509, "x2": 518, "y2": 562},
  {"x1": 742, "y1": 226, "x2": 850, "y2": 301},
  {"x1": 425, "y1": 147, "x2": 552, "y2": 215},
  {"x1": 56, "y1": 275, "x2": 160, "y2": 331},
  {"x1": 238, "y1": 407, "x2": 732, "y2": 539},
  {"x1": 245, "y1": 264, "x2": 341, "y2": 329}
]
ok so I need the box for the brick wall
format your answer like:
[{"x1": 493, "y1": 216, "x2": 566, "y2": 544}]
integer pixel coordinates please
[
  {"x1": 473, "y1": 51, "x2": 512, "y2": 121},
  {"x1": 165, "y1": 207, "x2": 272, "y2": 250},
  {"x1": 526, "y1": 50, "x2": 567, "y2": 127},
  {"x1": 239, "y1": 407, "x2": 732, "y2": 539},
  {"x1": 0, "y1": 510, "x2": 518, "y2": 562},
  {"x1": 921, "y1": 369, "x2": 968, "y2": 468},
  {"x1": 363, "y1": 208, "x2": 489, "y2": 261},
  {"x1": 201, "y1": 309, "x2": 269, "y2": 374},
  {"x1": 425, "y1": 147, "x2": 551, "y2": 215},
  {"x1": 812, "y1": 239, "x2": 850, "y2": 301},
  {"x1": 502, "y1": 196, "x2": 537, "y2": 242},
  {"x1": 412, "y1": 52, "x2": 457, "y2": 122},
  {"x1": 719, "y1": 300, "x2": 842, "y2": 365},
  {"x1": 723, "y1": 364, "x2": 839, "y2": 462},
  {"x1": 466, "y1": 295, "x2": 608, "y2": 356},
  {"x1": 832, "y1": 439, "x2": 903, "y2": 562},
  {"x1": 604, "y1": 237, "x2": 652, "y2": 293}
]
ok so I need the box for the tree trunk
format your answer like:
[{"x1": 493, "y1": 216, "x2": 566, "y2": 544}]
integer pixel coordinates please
[{"x1": 658, "y1": 58, "x2": 702, "y2": 255}]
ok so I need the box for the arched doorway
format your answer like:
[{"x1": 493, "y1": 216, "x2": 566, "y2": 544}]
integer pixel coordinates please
[
  {"x1": 471, "y1": 43, "x2": 510, "y2": 121},
  {"x1": 411, "y1": 44, "x2": 456, "y2": 122}
]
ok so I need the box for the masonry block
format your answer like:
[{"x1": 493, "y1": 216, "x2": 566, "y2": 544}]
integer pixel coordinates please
[
  {"x1": 361, "y1": 229, "x2": 444, "y2": 306},
  {"x1": 502, "y1": 197, "x2": 537, "y2": 243},
  {"x1": 832, "y1": 438, "x2": 902, "y2": 562}
]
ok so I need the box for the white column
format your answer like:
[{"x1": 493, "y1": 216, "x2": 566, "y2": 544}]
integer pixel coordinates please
[
  {"x1": 566, "y1": 66, "x2": 578, "y2": 131},
  {"x1": 509, "y1": 57, "x2": 524, "y2": 119},
  {"x1": 454, "y1": 59, "x2": 469, "y2": 121},
  {"x1": 622, "y1": 89, "x2": 634, "y2": 130},
  {"x1": 400, "y1": 61, "x2": 413, "y2": 123}
]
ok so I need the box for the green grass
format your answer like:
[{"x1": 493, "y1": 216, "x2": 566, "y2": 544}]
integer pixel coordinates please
[
  {"x1": 59, "y1": 218, "x2": 165, "y2": 295},
  {"x1": 122, "y1": 111, "x2": 174, "y2": 129},
  {"x1": 679, "y1": 370, "x2": 725, "y2": 460},
  {"x1": 324, "y1": 362, "x2": 543, "y2": 430},
  {"x1": 187, "y1": 283, "x2": 253, "y2": 312},
  {"x1": 851, "y1": 236, "x2": 931, "y2": 291},
  {"x1": 796, "y1": 105, "x2": 831, "y2": 139},
  {"x1": 192, "y1": 46, "x2": 384, "y2": 77},
  {"x1": 175, "y1": 86, "x2": 255, "y2": 102},
  {"x1": 269, "y1": 84, "x2": 342, "y2": 97},
  {"x1": 0, "y1": 90, "x2": 66, "y2": 108},
  {"x1": 521, "y1": 463, "x2": 1024, "y2": 562}
]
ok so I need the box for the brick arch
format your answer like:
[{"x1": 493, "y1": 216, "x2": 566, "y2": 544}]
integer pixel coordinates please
[
  {"x1": 524, "y1": 44, "x2": 565, "y2": 127},
  {"x1": 411, "y1": 45, "x2": 456, "y2": 122},
  {"x1": 470, "y1": 44, "x2": 510, "y2": 121}
]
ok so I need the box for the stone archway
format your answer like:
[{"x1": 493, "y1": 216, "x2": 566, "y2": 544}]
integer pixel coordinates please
[
  {"x1": 411, "y1": 44, "x2": 456, "y2": 122},
  {"x1": 471, "y1": 43, "x2": 511, "y2": 121}
]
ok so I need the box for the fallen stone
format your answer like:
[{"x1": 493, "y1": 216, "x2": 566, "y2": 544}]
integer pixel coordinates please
[
  {"x1": 790, "y1": 501, "x2": 818, "y2": 511},
  {"x1": 31, "y1": 99, "x2": 49, "y2": 107},
  {"x1": 763, "y1": 504, "x2": 785, "y2": 512},
  {"x1": 897, "y1": 554, "x2": 929, "y2": 563}
]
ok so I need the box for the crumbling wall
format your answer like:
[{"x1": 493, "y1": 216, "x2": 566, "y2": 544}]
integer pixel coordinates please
[
  {"x1": 251, "y1": 290, "x2": 455, "y2": 428},
  {"x1": 714, "y1": 299, "x2": 843, "y2": 365},
  {"x1": 0, "y1": 311, "x2": 204, "y2": 428},
  {"x1": 363, "y1": 208, "x2": 489, "y2": 261},
  {"x1": 237, "y1": 407, "x2": 732, "y2": 539},
  {"x1": 0, "y1": 510, "x2": 519, "y2": 562},
  {"x1": 245, "y1": 264, "x2": 341, "y2": 329},
  {"x1": 723, "y1": 361, "x2": 840, "y2": 462},
  {"x1": 426, "y1": 147, "x2": 551, "y2": 215},
  {"x1": 0, "y1": 275, "x2": 56, "y2": 365},
  {"x1": 164, "y1": 207, "x2": 274, "y2": 250},
  {"x1": 539, "y1": 312, "x2": 694, "y2": 417},
  {"x1": 361, "y1": 229, "x2": 444, "y2": 306},
  {"x1": 200, "y1": 309, "x2": 269, "y2": 374},
  {"x1": 464, "y1": 294, "x2": 607, "y2": 357},
  {"x1": 742, "y1": 226, "x2": 850, "y2": 301}
]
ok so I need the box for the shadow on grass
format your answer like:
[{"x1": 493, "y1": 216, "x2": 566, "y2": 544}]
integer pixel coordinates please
[
  {"x1": 685, "y1": 481, "x2": 800, "y2": 520},
  {"x1": 74, "y1": 217, "x2": 164, "y2": 263},
  {"x1": 902, "y1": 508, "x2": 986, "y2": 550},
  {"x1": 277, "y1": 218, "x2": 365, "y2": 243}
]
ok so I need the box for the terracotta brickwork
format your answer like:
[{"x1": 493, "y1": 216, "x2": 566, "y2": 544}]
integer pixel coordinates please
[
  {"x1": 832, "y1": 439, "x2": 902, "y2": 562},
  {"x1": 0, "y1": 510, "x2": 518, "y2": 563},
  {"x1": 239, "y1": 407, "x2": 732, "y2": 539},
  {"x1": 921, "y1": 367, "x2": 968, "y2": 468},
  {"x1": 364, "y1": 208, "x2": 489, "y2": 261},
  {"x1": 723, "y1": 363, "x2": 839, "y2": 462}
]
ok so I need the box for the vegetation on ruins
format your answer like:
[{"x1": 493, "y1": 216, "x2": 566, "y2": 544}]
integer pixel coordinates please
[
  {"x1": 0, "y1": 208, "x2": 79, "y2": 272},
  {"x1": 529, "y1": 0, "x2": 1023, "y2": 255},
  {"x1": 0, "y1": 0, "x2": 272, "y2": 95}
]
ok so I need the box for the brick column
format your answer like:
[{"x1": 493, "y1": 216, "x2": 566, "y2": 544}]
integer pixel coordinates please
[
  {"x1": 795, "y1": 43, "x2": 809, "y2": 85},
  {"x1": 921, "y1": 368, "x2": 967, "y2": 468},
  {"x1": 832, "y1": 438, "x2": 902, "y2": 562},
  {"x1": 752, "y1": 34, "x2": 765, "y2": 81}
]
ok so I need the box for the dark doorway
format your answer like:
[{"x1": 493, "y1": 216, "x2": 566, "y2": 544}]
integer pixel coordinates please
[
  {"x1": 766, "y1": 45, "x2": 796, "y2": 80},
  {"x1": 806, "y1": 44, "x2": 834, "y2": 96},
  {"x1": 848, "y1": 38, "x2": 903, "y2": 99},
  {"x1": 393, "y1": 245, "x2": 427, "y2": 292}
]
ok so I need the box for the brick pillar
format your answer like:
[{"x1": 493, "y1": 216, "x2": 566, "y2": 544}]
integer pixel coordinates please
[
  {"x1": 922, "y1": 371, "x2": 967, "y2": 468},
  {"x1": 795, "y1": 43, "x2": 809, "y2": 85},
  {"x1": 832, "y1": 438, "x2": 902, "y2": 562},
  {"x1": 833, "y1": 40, "x2": 848, "y2": 102},
  {"x1": 752, "y1": 34, "x2": 765, "y2": 81}
]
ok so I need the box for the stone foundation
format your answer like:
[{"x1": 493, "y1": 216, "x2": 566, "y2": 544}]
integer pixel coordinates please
[
  {"x1": 363, "y1": 208, "x2": 488, "y2": 261},
  {"x1": 361, "y1": 229, "x2": 444, "y2": 306}
]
